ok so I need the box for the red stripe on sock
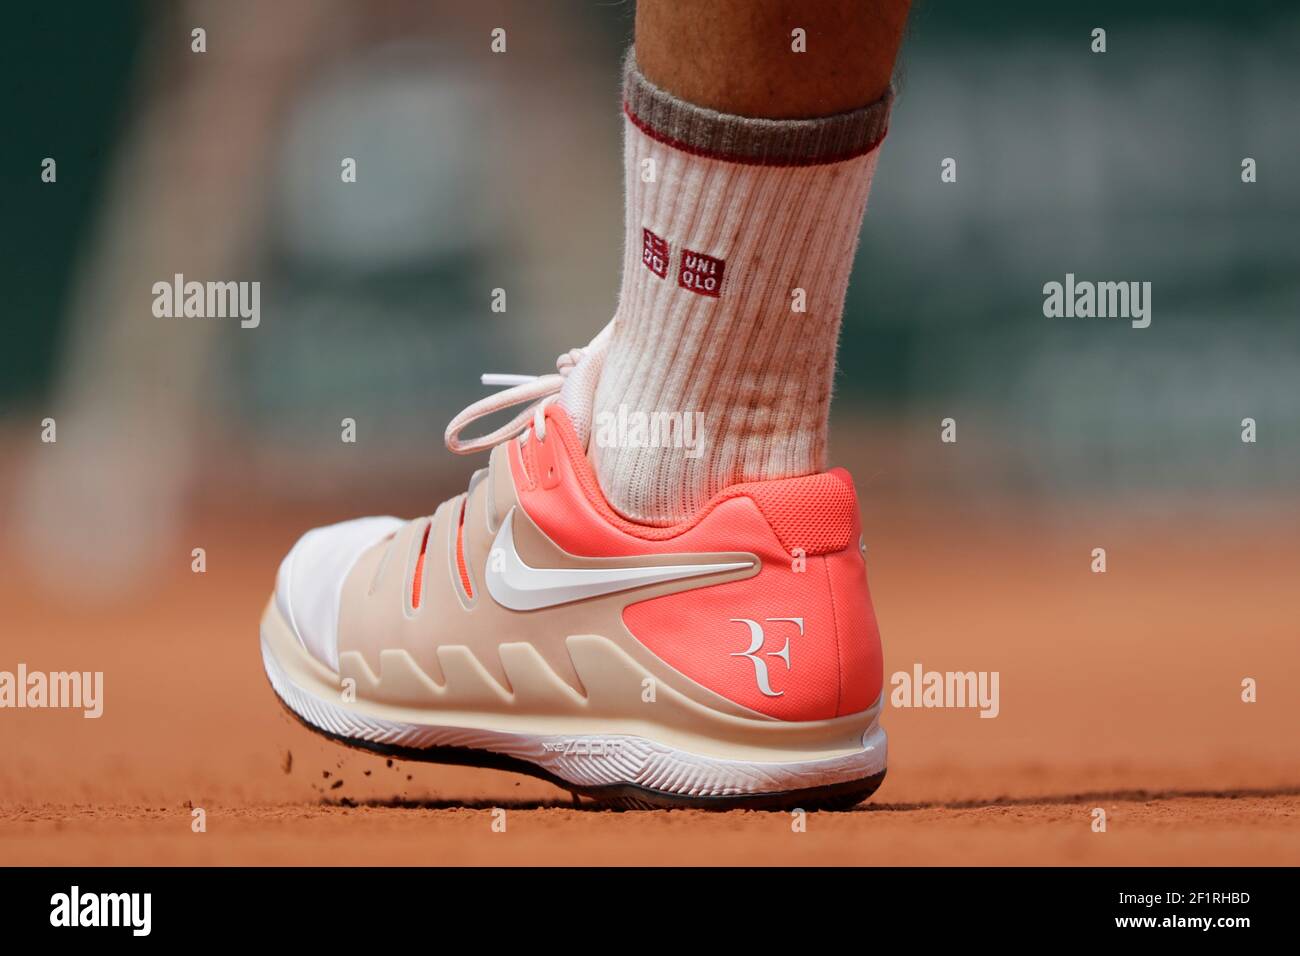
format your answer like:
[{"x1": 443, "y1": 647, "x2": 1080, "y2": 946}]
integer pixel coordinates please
[{"x1": 622, "y1": 103, "x2": 887, "y2": 168}]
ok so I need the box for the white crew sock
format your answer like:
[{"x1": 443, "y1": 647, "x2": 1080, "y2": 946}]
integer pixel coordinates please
[{"x1": 583, "y1": 52, "x2": 892, "y2": 526}]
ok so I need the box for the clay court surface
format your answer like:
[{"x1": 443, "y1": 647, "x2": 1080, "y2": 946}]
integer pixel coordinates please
[{"x1": 3, "y1": 482, "x2": 1298, "y2": 866}]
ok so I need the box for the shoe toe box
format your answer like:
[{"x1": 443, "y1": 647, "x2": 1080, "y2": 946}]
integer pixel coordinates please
[{"x1": 275, "y1": 516, "x2": 403, "y2": 671}]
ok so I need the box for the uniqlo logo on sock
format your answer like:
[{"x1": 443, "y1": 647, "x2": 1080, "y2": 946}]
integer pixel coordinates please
[
  {"x1": 642, "y1": 228, "x2": 669, "y2": 279},
  {"x1": 678, "y1": 249, "x2": 725, "y2": 298}
]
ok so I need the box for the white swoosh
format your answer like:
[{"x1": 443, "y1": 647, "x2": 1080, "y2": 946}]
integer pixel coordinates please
[{"x1": 485, "y1": 508, "x2": 753, "y2": 611}]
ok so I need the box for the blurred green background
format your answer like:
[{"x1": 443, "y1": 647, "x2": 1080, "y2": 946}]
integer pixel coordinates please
[{"x1": 2, "y1": 1, "x2": 1297, "y2": 590}]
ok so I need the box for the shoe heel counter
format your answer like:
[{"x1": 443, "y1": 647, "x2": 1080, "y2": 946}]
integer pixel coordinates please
[
  {"x1": 621, "y1": 469, "x2": 883, "y2": 722},
  {"x1": 755, "y1": 466, "x2": 882, "y2": 717},
  {"x1": 761, "y1": 467, "x2": 882, "y2": 717},
  {"x1": 824, "y1": 542, "x2": 884, "y2": 717}
]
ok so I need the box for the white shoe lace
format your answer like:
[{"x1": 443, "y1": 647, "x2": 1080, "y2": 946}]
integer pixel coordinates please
[{"x1": 443, "y1": 346, "x2": 587, "y2": 454}]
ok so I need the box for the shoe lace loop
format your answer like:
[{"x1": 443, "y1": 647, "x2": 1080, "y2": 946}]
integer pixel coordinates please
[{"x1": 444, "y1": 346, "x2": 586, "y2": 454}]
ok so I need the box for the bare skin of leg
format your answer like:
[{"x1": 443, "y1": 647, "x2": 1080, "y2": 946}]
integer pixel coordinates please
[{"x1": 635, "y1": 0, "x2": 911, "y2": 119}]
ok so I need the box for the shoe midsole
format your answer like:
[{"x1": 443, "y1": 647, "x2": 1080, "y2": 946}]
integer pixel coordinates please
[{"x1": 260, "y1": 599, "x2": 886, "y2": 796}]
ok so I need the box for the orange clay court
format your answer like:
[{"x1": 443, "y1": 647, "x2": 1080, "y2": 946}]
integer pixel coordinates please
[{"x1": 2, "y1": 462, "x2": 1296, "y2": 867}]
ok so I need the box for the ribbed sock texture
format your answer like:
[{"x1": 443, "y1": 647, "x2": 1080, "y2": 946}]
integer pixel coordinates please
[{"x1": 589, "y1": 52, "x2": 890, "y2": 526}]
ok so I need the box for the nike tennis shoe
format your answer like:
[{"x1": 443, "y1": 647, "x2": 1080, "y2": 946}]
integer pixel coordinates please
[{"x1": 260, "y1": 336, "x2": 887, "y2": 809}]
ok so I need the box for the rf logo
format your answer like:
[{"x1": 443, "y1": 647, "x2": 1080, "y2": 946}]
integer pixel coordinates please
[{"x1": 729, "y1": 617, "x2": 802, "y2": 697}]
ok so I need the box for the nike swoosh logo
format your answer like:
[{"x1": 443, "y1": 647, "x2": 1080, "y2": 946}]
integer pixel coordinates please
[{"x1": 485, "y1": 508, "x2": 754, "y2": 611}]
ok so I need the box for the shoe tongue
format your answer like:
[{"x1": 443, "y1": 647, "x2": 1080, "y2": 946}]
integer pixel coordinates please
[{"x1": 556, "y1": 320, "x2": 613, "y2": 450}]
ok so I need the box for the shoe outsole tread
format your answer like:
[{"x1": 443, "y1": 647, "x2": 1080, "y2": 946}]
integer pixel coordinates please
[{"x1": 274, "y1": 691, "x2": 885, "y2": 812}]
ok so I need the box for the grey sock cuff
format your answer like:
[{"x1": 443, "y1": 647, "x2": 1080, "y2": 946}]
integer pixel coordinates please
[{"x1": 622, "y1": 49, "x2": 892, "y2": 167}]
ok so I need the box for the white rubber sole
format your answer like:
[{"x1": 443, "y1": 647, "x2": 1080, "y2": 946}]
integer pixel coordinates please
[{"x1": 261, "y1": 604, "x2": 887, "y2": 809}]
